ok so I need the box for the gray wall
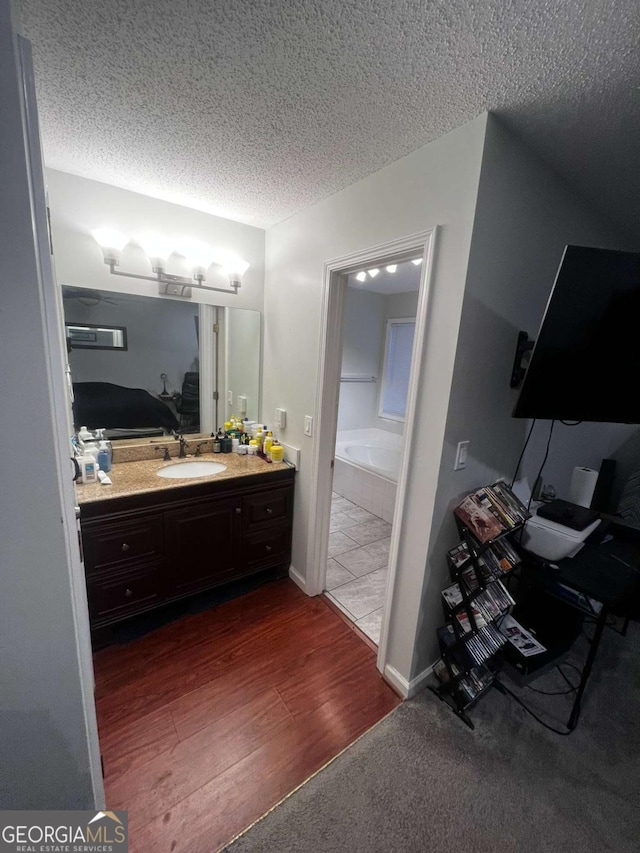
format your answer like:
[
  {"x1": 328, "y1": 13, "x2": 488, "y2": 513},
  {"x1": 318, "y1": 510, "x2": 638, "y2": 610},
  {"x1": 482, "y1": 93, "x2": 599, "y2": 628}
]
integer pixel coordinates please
[
  {"x1": 64, "y1": 292, "x2": 199, "y2": 396},
  {"x1": 338, "y1": 288, "x2": 420, "y2": 434},
  {"x1": 0, "y1": 2, "x2": 98, "y2": 807},
  {"x1": 411, "y1": 115, "x2": 635, "y2": 676}
]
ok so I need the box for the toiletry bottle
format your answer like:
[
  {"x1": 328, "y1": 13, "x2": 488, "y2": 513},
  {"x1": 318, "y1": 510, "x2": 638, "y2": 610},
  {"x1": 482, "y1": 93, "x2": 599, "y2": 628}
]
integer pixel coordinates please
[
  {"x1": 79, "y1": 453, "x2": 98, "y2": 483},
  {"x1": 78, "y1": 426, "x2": 94, "y2": 442},
  {"x1": 264, "y1": 431, "x2": 274, "y2": 460},
  {"x1": 270, "y1": 441, "x2": 284, "y2": 463},
  {"x1": 213, "y1": 431, "x2": 222, "y2": 453},
  {"x1": 97, "y1": 441, "x2": 111, "y2": 473},
  {"x1": 83, "y1": 437, "x2": 101, "y2": 465},
  {"x1": 248, "y1": 440, "x2": 258, "y2": 456},
  {"x1": 255, "y1": 428, "x2": 264, "y2": 453}
]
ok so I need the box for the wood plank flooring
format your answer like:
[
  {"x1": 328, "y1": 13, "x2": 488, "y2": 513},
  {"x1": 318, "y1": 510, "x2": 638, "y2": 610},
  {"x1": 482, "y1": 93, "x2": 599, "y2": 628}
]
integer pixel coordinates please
[{"x1": 94, "y1": 578, "x2": 401, "y2": 852}]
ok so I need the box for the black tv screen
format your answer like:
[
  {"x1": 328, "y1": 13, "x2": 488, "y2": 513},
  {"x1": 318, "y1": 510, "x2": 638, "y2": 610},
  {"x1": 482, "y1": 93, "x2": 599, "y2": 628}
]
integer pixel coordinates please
[{"x1": 513, "y1": 245, "x2": 640, "y2": 423}]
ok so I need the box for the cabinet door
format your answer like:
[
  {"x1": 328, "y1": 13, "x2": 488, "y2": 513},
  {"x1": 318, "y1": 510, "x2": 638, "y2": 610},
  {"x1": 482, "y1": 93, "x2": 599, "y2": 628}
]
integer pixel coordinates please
[{"x1": 165, "y1": 496, "x2": 241, "y2": 596}]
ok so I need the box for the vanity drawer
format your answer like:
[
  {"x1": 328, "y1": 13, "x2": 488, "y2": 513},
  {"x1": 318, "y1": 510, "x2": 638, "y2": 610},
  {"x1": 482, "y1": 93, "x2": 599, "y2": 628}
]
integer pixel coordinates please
[
  {"x1": 242, "y1": 487, "x2": 292, "y2": 528},
  {"x1": 82, "y1": 516, "x2": 163, "y2": 573},
  {"x1": 243, "y1": 524, "x2": 290, "y2": 567},
  {"x1": 86, "y1": 564, "x2": 164, "y2": 624}
]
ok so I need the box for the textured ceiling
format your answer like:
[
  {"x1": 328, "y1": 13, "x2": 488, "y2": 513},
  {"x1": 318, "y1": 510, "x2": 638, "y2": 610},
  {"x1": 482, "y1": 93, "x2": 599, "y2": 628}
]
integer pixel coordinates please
[{"x1": 20, "y1": 0, "x2": 640, "y2": 230}]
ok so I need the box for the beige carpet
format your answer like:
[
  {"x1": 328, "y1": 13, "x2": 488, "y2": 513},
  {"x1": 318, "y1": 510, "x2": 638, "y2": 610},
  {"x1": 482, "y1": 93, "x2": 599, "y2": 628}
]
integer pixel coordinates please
[{"x1": 226, "y1": 623, "x2": 639, "y2": 852}]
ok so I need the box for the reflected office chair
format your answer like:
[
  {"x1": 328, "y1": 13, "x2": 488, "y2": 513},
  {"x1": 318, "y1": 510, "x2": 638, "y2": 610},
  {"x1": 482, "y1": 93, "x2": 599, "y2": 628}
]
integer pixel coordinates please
[{"x1": 174, "y1": 372, "x2": 200, "y2": 429}]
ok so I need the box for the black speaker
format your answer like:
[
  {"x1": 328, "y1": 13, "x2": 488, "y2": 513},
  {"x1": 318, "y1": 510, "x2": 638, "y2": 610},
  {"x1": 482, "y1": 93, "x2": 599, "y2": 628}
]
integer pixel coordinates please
[{"x1": 591, "y1": 458, "x2": 616, "y2": 513}]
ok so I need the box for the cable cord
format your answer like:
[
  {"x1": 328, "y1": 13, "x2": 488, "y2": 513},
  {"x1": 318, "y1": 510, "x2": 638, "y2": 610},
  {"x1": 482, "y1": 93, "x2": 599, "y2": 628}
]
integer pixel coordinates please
[
  {"x1": 525, "y1": 664, "x2": 579, "y2": 696},
  {"x1": 510, "y1": 419, "x2": 536, "y2": 487},
  {"x1": 496, "y1": 677, "x2": 577, "y2": 735},
  {"x1": 527, "y1": 419, "x2": 556, "y2": 514}
]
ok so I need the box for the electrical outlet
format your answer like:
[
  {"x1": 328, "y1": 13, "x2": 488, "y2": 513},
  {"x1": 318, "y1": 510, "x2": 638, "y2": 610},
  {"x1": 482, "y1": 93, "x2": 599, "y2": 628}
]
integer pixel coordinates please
[
  {"x1": 274, "y1": 408, "x2": 286, "y2": 429},
  {"x1": 304, "y1": 415, "x2": 313, "y2": 437},
  {"x1": 454, "y1": 440, "x2": 469, "y2": 470},
  {"x1": 237, "y1": 395, "x2": 247, "y2": 414}
]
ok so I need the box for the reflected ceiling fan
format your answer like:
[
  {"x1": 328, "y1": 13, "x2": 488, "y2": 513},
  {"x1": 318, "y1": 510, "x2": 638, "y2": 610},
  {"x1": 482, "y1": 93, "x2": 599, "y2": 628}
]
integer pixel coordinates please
[{"x1": 62, "y1": 287, "x2": 119, "y2": 307}]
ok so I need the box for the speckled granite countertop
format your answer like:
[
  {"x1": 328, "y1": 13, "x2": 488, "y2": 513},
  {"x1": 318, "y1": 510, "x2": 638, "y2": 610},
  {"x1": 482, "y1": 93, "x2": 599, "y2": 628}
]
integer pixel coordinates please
[{"x1": 76, "y1": 452, "x2": 290, "y2": 505}]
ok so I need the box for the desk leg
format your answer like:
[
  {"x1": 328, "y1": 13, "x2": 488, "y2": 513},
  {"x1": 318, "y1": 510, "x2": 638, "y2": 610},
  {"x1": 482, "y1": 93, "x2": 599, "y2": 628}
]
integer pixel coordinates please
[{"x1": 568, "y1": 607, "x2": 607, "y2": 731}]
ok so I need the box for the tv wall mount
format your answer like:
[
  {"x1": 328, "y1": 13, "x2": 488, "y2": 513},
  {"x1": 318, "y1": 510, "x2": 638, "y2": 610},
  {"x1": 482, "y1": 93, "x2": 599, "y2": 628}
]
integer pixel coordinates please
[{"x1": 510, "y1": 331, "x2": 535, "y2": 388}]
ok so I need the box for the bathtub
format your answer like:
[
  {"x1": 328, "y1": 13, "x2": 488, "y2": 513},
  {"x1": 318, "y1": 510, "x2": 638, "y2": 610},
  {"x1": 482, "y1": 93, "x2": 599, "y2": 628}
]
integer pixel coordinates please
[{"x1": 333, "y1": 429, "x2": 403, "y2": 522}]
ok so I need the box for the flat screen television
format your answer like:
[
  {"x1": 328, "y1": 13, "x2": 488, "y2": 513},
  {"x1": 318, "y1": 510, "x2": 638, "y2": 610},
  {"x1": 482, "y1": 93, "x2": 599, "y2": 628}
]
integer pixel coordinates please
[{"x1": 513, "y1": 245, "x2": 640, "y2": 424}]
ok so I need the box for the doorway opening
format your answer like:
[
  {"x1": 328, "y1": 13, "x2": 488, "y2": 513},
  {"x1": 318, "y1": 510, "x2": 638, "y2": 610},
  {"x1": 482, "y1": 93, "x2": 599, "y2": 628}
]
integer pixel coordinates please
[
  {"x1": 307, "y1": 229, "x2": 437, "y2": 670},
  {"x1": 324, "y1": 258, "x2": 422, "y2": 645}
]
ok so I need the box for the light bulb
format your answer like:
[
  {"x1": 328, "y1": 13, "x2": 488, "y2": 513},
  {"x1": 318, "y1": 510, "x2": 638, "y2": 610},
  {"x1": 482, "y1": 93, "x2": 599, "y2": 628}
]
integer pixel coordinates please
[
  {"x1": 355, "y1": 271, "x2": 367, "y2": 282},
  {"x1": 137, "y1": 233, "x2": 172, "y2": 269},
  {"x1": 368, "y1": 268, "x2": 380, "y2": 278},
  {"x1": 91, "y1": 229, "x2": 129, "y2": 264},
  {"x1": 385, "y1": 264, "x2": 397, "y2": 273},
  {"x1": 412, "y1": 258, "x2": 423, "y2": 266},
  {"x1": 176, "y1": 237, "x2": 214, "y2": 272},
  {"x1": 212, "y1": 248, "x2": 250, "y2": 282}
]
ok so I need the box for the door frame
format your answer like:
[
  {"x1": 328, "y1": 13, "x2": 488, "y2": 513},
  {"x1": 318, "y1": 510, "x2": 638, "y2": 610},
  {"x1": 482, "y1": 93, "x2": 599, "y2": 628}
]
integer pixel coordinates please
[{"x1": 306, "y1": 228, "x2": 437, "y2": 673}]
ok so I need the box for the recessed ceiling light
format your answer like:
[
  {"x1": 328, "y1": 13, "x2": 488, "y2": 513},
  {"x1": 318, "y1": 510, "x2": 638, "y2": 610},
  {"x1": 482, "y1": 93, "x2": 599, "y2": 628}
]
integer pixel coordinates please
[
  {"x1": 368, "y1": 268, "x2": 380, "y2": 278},
  {"x1": 412, "y1": 258, "x2": 423, "y2": 266},
  {"x1": 385, "y1": 264, "x2": 397, "y2": 273},
  {"x1": 355, "y1": 271, "x2": 367, "y2": 282}
]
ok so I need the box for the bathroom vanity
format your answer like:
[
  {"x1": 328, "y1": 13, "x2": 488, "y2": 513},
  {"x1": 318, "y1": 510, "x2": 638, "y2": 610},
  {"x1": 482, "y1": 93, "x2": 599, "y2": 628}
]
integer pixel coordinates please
[{"x1": 77, "y1": 450, "x2": 294, "y2": 646}]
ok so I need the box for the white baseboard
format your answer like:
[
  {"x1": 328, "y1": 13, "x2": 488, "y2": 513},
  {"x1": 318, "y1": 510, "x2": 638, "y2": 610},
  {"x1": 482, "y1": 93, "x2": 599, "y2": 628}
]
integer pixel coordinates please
[
  {"x1": 384, "y1": 661, "x2": 435, "y2": 699},
  {"x1": 288, "y1": 565, "x2": 308, "y2": 594}
]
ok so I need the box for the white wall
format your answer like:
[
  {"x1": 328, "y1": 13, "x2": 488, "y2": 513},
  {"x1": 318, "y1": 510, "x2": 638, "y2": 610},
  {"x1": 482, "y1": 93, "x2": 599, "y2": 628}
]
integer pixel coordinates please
[
  {"x1": 0, "y1": 3, "x2": 98, "y2": 807},
  {"x1": 263, "y1": 114, "x2": 488, "y2": 685},
  {"x1": 224, "y1": 307, "x2": 262, "y2": 423},
  {"x1": 411, "y1": 115, "x2": 635, "y2": 675},
  {"x1": 46, "y1": 169, "x2": 266, "y2": 313},
  {"x1": 64, "y1": 293, "x2": 199, "y2": 396}
]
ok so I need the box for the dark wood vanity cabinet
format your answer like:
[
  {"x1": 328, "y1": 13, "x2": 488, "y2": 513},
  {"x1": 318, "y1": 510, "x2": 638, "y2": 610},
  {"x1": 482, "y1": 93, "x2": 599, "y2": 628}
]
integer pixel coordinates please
[
  {"x1": 80, "y1": 469, "x2": 294, "y2": 641},
  {"x1": 164, "y1": 495, "x2": 241, "y2": 597}
]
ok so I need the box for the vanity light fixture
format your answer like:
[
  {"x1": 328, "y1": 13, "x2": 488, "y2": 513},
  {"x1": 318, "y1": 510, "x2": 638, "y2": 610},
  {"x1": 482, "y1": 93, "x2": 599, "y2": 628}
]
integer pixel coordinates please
[
  {"x1": 90, "y1": 229, "x2": 250, "y2": 298},
  {"x1": 412, "y1": 257, "x2": 423, "y2": 266},
  {"x1": 368, "y1": 268, "x2": 380, "y2": 278},
  {"x1": 385, "y1": 264, "x2": 397, "y2": 273},
  {"x1": 355, "y1": 271, "x2": 367, "y2": 282}
]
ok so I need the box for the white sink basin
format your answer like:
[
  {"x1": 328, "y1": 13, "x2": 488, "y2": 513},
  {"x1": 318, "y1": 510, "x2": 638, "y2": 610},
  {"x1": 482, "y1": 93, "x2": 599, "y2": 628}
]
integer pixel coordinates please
[{"x1": 157, "y1": 461, "x2": 228, "y2": 479}]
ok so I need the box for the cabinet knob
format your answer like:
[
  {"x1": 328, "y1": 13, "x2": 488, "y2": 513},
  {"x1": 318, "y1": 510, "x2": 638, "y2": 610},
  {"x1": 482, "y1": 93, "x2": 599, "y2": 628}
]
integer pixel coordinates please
[
  {"x1": 235, "y1": 507, "x2": 242, "y2": 514},
  {"x1": 121, "y1": 543, "x2": 130, "y2": 552},
  {"x1": 266, "y1": 507, "x2": 273, "y2": 515},
  {"x1": 265, "y1": 545, "x2": 272, "y2": 552},
  {"x1": 124, "y1": 588, "x2": 133, "y2": 598}
]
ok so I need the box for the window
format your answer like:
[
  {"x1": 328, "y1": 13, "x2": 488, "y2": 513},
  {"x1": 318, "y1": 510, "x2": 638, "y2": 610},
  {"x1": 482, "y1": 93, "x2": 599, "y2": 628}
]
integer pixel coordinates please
[{"x1": 378, "y1": 318, "x2": 415, "y2": 422}]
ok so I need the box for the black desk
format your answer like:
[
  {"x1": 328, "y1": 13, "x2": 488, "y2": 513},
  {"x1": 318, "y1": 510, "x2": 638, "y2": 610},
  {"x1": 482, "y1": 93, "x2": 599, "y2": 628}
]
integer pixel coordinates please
[{"x1": 522, "y1": 521, "x2": 639, "y2": 730}]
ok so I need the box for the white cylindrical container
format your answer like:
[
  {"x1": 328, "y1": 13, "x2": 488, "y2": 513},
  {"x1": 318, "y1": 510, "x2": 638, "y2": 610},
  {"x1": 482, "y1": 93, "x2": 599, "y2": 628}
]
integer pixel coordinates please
[{"x1": 568, "y1": 466, "x2": 599, "y2": 508}]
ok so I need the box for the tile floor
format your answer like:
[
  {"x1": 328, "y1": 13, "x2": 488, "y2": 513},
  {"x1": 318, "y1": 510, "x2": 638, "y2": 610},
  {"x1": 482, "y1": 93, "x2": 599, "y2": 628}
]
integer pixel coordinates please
[{"x1": 324, "y1": 492, "x2": 393, "y2": 645}]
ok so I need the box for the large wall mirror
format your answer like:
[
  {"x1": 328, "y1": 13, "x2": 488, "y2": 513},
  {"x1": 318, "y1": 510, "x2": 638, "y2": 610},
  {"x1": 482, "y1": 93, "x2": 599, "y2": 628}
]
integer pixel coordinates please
[{"x1": 62, "y1": 286, "x2": 261, "y2": 440}]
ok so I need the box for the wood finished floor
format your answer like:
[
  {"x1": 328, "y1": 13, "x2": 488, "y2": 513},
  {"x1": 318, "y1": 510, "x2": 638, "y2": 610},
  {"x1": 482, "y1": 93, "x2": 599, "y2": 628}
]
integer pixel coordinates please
[{"x1": 94, "y1": 578, "x2": 401, "y2": 853}]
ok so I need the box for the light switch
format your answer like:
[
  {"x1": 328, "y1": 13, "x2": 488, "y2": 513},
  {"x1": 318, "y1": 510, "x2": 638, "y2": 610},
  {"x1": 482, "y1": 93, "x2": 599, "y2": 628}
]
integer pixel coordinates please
[
  {"x1": 227, "y1": 390, "x2": 233, "y2": 405},
  {"x1": 304, "y1": 415, "x2": 313, "y2": 437},
  {"x1": 237, "y1": 395, "x2": 247, "y2": 414},
  {"x1": 454, "y1": 441, "x2": 469, "y2": 470},
  {"x1": 274, "y1": 408, "x2": 286, "y2": 429}
]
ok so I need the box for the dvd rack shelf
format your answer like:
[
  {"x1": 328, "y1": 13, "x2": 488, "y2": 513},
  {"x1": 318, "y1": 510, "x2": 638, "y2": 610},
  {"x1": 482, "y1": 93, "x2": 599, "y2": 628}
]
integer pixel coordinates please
[{"x1": 430, "y1": 482, "x2": 529, "y2": 729}]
